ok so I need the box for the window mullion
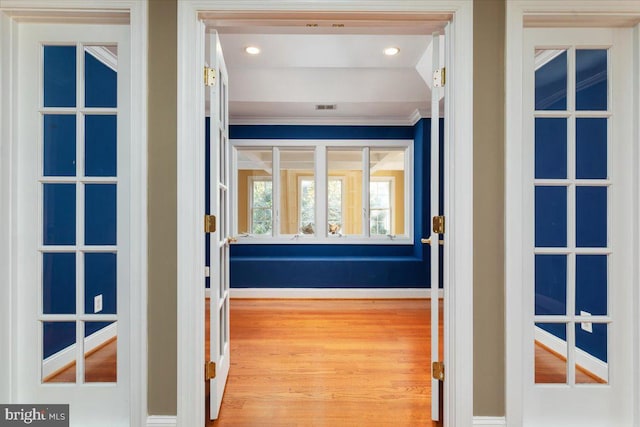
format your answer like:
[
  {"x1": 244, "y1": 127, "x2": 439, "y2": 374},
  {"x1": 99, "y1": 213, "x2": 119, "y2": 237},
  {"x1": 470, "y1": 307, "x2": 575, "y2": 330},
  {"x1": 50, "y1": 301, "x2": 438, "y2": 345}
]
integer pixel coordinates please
[
  {"x1": 273, "y1": 147, "x2": 280, "y2": 237},
  {"x1": 316, "y1": 146, "x2": 327, "y2": 239},
  {"x1": 363, "y1": 147, "x2": 370, "y2": 237}
]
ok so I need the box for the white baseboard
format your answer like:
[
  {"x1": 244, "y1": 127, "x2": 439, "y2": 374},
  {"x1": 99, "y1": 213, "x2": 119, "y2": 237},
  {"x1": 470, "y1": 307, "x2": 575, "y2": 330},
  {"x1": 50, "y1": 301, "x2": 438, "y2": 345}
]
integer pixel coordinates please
[
  {"x1": 146, "y1": 416, "x2": 177, "y2": 427},
  {"x1": 43, "y1": 322, "x2": 117, "y2": 379},
  {"x1": 214, "y1": 288, "x2": 444, "y2": 299},
  {"x1": 473, "y1": 416, "x2": 506, "y2": 426},
  {"x1": 534, "y1": 326, "x2": 608, "y2": 382}
]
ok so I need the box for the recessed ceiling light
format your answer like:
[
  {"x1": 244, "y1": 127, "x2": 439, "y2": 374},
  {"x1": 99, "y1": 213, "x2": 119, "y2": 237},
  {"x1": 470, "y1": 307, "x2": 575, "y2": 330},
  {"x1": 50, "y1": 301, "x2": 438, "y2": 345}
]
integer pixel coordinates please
[
  {"x1": 245, "y1": 46, "x2": 260, "y2": 55},
  {"x1": 384, "y1": 47, "x2": 400, "y2": 56}
]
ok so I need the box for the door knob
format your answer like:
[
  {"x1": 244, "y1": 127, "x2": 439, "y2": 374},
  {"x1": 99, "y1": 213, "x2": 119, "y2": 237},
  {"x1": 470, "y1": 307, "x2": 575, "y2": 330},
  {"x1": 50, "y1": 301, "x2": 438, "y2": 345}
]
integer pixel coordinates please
[{"x1": 421, "y1": 237, "x2": 444, "y2": 245}]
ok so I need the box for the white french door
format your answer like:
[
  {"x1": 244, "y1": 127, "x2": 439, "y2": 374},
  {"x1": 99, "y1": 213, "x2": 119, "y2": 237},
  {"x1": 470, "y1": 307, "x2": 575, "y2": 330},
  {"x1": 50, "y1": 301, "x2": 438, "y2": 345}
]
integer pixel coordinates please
[
  {"x1": 206, "y1": 29, "x2": 231, "y2": 420},
  {"x1": 521, "y1": 27, "x2": 634, "y2": 425},
  {"x1": 15, "y1": 23, "x2": 130, "y2": 426},
  {"x1": 428, "y1": 31, "x2": 446, "y2": 424}
]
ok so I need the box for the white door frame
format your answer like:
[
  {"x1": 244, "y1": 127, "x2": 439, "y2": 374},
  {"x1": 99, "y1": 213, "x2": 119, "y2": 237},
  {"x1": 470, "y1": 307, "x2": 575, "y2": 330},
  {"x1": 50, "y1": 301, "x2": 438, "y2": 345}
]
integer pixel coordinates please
[
  {"x1": 177, "y1": 1, "x2": 474, "y2": 426},
  {"x1": 505, "y1": 1, "x2": 640, "y2": 426},
  {"x1": 0, "y1": 1, "x2": 147, "y2": 425}
]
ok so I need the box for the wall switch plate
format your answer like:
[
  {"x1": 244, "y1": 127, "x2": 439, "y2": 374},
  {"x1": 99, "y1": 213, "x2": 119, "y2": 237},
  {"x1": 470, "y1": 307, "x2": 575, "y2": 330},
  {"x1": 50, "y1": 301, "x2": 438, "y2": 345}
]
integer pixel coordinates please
[
  {"x1": 580, "y1": 310, "x2": 592, "y2": 333},
  {"x1": 205, "y1": 266, "x2": 210, "y2": 277},
  {"x1": 94, "y1": 294, "x2": 103, "y2": 313}
]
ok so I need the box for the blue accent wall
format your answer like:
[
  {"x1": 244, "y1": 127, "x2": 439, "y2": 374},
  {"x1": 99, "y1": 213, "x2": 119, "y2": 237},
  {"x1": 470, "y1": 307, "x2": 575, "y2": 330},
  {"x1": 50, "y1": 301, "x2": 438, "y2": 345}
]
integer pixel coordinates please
[
  {"x1": 206, "y1": 120, "x2": 444, "y2": 289},
  {"x1": 535, "y1": 50, "x2": 609, "y2": 364},
  {"x1": 42, "y1": 47, "x2": 118, "y2": 359}
]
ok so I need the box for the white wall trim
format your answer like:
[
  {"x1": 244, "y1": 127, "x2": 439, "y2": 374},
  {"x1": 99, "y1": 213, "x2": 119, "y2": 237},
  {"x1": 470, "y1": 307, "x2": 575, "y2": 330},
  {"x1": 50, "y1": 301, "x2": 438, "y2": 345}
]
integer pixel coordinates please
[
  {"x1": 146, "y1": 416, "x2": 177, "y2": 427},
  {"x1": 220, "y1": 287, "x2": 443, "y2": 299},
  {"x1": 534, "y1": 326, "x2": 608, "y2": 382},
  {"x1": 179, "y1": 2, "x2": 473, "y2": 427},
  {"x1": 0, "y1": 8, "x2": 16, "y2": 404},
  {"x1": 473, "y1": 417, "x2": 507, "y2": 426},
  {"x1": 43, "y1": 323, "x2": 118, "y2": 379},
  {"x1": 127, "y1": 3, "x2": 149, "y2": 426},
  {"x1": 0, "y1": 1, "x2": 147, "y2": 424},
  {"x1": 634, "y1": 21, "x2": 640, "y2": 427}
]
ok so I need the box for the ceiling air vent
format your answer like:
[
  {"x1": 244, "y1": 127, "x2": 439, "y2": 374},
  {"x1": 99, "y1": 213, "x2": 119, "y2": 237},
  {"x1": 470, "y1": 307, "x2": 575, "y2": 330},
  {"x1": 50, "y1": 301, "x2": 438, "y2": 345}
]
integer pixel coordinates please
[{"x1": 315, "y1": 104, "x2": 337, "y2": 110}]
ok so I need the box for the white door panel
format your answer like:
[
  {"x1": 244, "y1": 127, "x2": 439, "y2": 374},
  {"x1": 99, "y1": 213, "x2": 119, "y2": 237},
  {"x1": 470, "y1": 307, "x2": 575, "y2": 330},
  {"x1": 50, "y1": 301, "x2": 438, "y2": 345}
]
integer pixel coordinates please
[
  {"x1": 207, "y1": 29, "x2": 231, "y2": 420},
  {"x1": 16, "y1": 23, "x2": 130, "y2": 426},
  {"x1": 522, "y1": 27, "x2": 634, "y2": 426}
]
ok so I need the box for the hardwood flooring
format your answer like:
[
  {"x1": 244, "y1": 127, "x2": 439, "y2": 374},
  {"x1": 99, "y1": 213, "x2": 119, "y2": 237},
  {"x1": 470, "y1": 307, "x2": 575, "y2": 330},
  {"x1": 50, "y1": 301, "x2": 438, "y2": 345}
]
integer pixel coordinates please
[
  {"x1": 534, "y1": 341, "x2": 605, "y2": 384},
  {"x1": 45, "y1": 338, "x2": 117, "y2": 383},
  {"x1": 43, "y1": 299, "x2": 607, "y2": 425},
  {"x1": 207, "y1": 299, "x2": 441, "y2": 427}
]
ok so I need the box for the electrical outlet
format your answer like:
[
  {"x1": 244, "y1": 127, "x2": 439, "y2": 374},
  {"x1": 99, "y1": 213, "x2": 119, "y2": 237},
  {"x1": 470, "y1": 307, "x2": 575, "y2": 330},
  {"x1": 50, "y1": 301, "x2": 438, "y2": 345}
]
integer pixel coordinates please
[
  {"x1": 94, "y1": 294, "x2": 103, "y2": 313},
  {"x1": 580, "y1": 310, "x2": 592, "y2": 333}
]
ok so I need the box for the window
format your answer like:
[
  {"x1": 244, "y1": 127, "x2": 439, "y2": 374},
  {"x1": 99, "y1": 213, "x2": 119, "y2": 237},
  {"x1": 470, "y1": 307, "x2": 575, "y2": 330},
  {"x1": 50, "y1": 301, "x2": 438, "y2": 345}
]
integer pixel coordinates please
[
  {"x1": 327, "y1": 178, "x2": 343, "y2": 234},
  {"x1": 249, "y1": 178, "x2": 272, "y2": 235},
  {"x1": 370, "y1": 179, "x2": 393, "y2": 235},
  {"x1": 233, "y1": 140, "x2": 413, "y2": 244}
]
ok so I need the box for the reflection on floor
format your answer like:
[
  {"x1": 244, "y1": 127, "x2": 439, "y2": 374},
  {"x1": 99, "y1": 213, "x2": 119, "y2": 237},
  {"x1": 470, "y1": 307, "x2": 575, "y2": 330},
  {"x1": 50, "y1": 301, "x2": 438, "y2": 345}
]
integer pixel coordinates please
[
  {"x1": 534, "y1": 341, "x2": 605, "y2": 384},
  {"x1": 45, "y1": 338, "x2": 117, "y2": 383},
  {"x1": 206, "y1": 299, "x2": 442, "y2": 426}
]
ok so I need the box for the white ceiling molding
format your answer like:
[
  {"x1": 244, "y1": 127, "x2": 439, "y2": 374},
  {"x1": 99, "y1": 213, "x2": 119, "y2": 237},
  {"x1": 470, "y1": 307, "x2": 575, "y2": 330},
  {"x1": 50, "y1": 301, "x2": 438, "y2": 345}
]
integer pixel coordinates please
[
  {"x1": 84, "y1": 45, "x2": 118, "y2": 72},
  {"x1": 229, "y1": 115, "x2": 419, "y2": 126}
]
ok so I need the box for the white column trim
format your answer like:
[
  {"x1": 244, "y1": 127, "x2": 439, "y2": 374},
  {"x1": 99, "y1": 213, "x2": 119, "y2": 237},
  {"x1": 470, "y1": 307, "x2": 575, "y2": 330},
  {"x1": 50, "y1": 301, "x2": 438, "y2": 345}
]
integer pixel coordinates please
[
  {"x1": 178, "y1": 2, "x2": 474, "y2": 427},
  {"x1": 632, "y1": 21, "x2": 640, "y2": 427},
  {"x1": 177, "y1": 3, "x2": 205, "y2": 426},
  {"x1": 0, "y1": 10, "x2": 16, "y2": 404}
]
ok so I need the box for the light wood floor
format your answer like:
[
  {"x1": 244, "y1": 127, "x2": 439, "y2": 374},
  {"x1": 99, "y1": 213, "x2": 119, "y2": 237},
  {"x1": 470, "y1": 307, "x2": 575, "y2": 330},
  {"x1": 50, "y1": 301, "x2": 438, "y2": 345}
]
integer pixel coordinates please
[
  {"x1": 45, "y1": 338, "x2": 117, "y2": 383},
  {"x1": 534, "y1": 341, "x2": 605, "y2": 384},
  {"x1": 207, "y1": 299, "x2": 442, "y2": 426},
  {"x1": 45, "y1": 299, "x2": 605, "y2": 424}
]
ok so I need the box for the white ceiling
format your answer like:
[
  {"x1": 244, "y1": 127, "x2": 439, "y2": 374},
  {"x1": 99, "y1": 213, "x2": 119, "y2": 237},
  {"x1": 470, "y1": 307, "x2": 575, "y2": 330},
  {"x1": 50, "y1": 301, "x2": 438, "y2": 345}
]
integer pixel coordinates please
[{"x1": 207, "y1": 18, "x2": 448, "y2": 125}]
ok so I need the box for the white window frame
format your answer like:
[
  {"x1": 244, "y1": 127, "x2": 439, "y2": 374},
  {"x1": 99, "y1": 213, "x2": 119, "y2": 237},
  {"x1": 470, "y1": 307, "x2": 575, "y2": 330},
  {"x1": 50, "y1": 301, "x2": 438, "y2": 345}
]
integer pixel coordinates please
[
  {"x1": 177, "y1": 2, "x2": 474, "y2": 426},
  {"x1": 248, "y1": 176, "x2": 273, "y2": 236},
  {"x1": 231, "y1": 139, "x2": 413, "y2": 245},
  {"x1": 297, "y1": 175, "x2": 316, "y2": 236},
  {"x1": 326, "y1": 176, "x2": 345, "y2": 235},
  {"x1": 505, "y1": 2, "x2": 640, "y2": 426},
  {"x1": 0, "y1": 1, "x2": 147, "y2": 425},
  {"x1": 369, "y1": 176, "x2": 395, "y2": 236}
]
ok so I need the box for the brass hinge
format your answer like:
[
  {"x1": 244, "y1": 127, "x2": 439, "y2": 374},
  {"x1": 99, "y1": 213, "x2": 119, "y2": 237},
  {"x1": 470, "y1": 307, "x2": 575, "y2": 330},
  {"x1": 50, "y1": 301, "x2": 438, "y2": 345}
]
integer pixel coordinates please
[
  {"x1": 204, "y1": 67, "x2": 216, "y2": 86},
  {"x1": 432, "y1": 361, "x2": 445, "y2": 381},
  {"x1": 205, "y1": 361, "x2": 216, "y2": 380},
  {"x1": 433, "y1": 215, "x2": 445, "y2": 234},
  {"x1": 205, "y1": 215, "x2": 217, "y2": 233},
  {"x1": 433, "y1": 67, "x2": 446, "y2": 87}
]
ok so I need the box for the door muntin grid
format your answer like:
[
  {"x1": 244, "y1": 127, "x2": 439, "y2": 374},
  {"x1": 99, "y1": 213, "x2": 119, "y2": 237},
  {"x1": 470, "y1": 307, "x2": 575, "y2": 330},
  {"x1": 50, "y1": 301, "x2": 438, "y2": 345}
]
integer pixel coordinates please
[
  {"x1": 534, "y1": 46, "x2": 610, "y2": 385},
  {"x1": 40, "y1": 43, "x2": 119, "y2": 384}
]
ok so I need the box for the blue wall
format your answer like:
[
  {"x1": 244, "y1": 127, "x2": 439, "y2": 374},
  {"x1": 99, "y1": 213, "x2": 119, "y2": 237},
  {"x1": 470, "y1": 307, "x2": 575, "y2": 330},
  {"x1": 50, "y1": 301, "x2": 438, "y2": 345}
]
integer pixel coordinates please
[
  {"x1": 535, "y1": 49, "x2": 608, "y2": 363},
  {"x1": 204, "y1": 119, "x2": 445, "y2": 289},
  {"x1": 42, "y1": 47, "x2": 118, "y2": 359}
]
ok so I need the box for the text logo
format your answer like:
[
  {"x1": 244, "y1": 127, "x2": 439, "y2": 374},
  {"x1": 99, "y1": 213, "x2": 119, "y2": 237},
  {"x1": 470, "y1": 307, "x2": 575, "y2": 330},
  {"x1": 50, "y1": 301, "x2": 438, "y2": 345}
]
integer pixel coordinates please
[{"x1": 0, "y1": 405, "x2": 68, "y2": 426}]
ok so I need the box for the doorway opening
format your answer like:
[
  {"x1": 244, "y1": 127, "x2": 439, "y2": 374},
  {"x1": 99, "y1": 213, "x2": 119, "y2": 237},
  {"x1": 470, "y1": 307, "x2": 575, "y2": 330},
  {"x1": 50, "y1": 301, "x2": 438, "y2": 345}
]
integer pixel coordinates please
[
  {"x1": 176, "y1": 2, "x2": 474, "y2": 426},
  {"x1": 203, "y1": 13, "x2": 447, "y2": 425}
]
